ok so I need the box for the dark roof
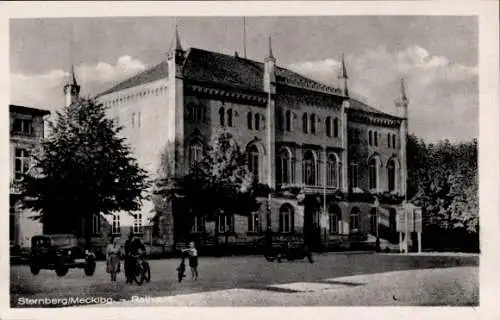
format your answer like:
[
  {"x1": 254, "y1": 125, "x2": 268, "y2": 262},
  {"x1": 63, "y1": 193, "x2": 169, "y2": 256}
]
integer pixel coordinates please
[
  {"x1": 97, "y1": 61, "x2": 168, "y2": 97},
  {"x1": 9, "y1": 104, "x2": 50, "y2": 116},
  {"x1": 96, "y1": 47, "x2": 396, "y2": 118},
  {"x1": 348, "y1": 98, "x2": 399, "y2": 119}
]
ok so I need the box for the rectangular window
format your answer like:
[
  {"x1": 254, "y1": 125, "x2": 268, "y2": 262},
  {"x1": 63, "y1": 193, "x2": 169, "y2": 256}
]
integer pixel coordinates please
[
  {"x1": 329, "y1": 213, "x2": 338, "y2": 234},
  {"x1": 14, "y1": 148, "x2": 30, "y2": 181},
  {"x1": 133, "y1": 213, "x2": 143, "y2": 234},
  {"x1": 112, "y1": 214, "x2": 120, "y2": 235},
  {"x1": 218, "y1": 215, "x2": 234, "y2": 233},
  {"x1": 191, "y1": 216, "x2": 205, "y2": 233},
  {"x1": 248, "y1": 213, "x2": 260, "y2": 233},
  {"x1": 12, "y1": 118, "x2": 33, "y2": 136},
  {"x1": 349, "y1": 163, "x2": 359, "y2": 189},
  {"x1": 92, "y1": 214, "x2": 101, "y2": 235},
  {"x1": 350, "y1": 213, "x2": 360, "y2": 231}
]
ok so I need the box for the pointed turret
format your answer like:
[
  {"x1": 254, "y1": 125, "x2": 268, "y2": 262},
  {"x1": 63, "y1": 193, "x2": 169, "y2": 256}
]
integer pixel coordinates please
[
  {"x1": 265, "y1": 36, "x2": 275, "y2": 62},
  {"x1": 396, "y1": 78, "x2": 409, "y2": 119},
  {"x1": 167, "y1": 24, "x2": 186, "y2": 76},
  {"x1": 63, "y1": 65, "x2": 80, "y2": 107},
  {"x1": 338, "y1": 53, "x2": 349, "y2": 97},
  {"x1": 172, "y1": 25, "x2": 183, "y2": 52},
  {"x1": 263, "y1": 35, "x2": 276, "y2": 92}
]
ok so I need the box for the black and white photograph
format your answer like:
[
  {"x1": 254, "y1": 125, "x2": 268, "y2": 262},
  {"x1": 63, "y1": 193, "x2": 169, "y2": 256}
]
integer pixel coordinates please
[{"x1": 2, "y1": 1, "x2": 499, "y2": 319}]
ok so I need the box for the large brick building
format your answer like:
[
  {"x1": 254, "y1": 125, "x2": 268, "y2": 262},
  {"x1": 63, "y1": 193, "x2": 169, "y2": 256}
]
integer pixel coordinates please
[{"x1": 65, "y1": 30, "x2": 412, "y2": 251}]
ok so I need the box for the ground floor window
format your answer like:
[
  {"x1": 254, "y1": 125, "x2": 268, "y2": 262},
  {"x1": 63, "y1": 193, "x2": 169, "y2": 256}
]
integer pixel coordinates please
[
  {"x1": 350, "y1": 207, "x2": 360, "y2": 232},
  {"x1": 92, "y1": 214, "x2": 101, "y2": 235},
  {"x1": 370, "y1": 208, "x2": 377, "y2": 234},
  {"x1": 279, "y1": 204, "x2": 294, "y2": 233},
  {"x1": 248, "y1": 213, "x2": 260, "y2": 233},
  {"x1": 112, "y1": 214, "x2": 120, "y2": 235},
  {"x1": 329, "y1": 205, "x2": 341, "y2": 234},
  {"x1": 192, "y1": 216, "x2": 205, "y2": 233},
  {"x1": 133, "y1": 213, "x2": 143, "y2": 234},
  {"x1": 218, "y1": 215, "x2": 234, "y2": 233}
]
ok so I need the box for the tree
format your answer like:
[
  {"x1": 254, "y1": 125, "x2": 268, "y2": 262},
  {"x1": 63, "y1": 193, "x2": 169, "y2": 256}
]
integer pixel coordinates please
[
  {"x1": 181, "y1": 132, "x2": 261, "y2": 246},
  {"x1": 20, "y1": 99, "x2": 149, "y2": 247}
]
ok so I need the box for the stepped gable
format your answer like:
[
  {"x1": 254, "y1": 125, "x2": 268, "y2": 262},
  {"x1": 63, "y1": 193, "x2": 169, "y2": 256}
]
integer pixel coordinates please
[{"x1": 96, "y1": 47, "x2": 398, "y2": 119}]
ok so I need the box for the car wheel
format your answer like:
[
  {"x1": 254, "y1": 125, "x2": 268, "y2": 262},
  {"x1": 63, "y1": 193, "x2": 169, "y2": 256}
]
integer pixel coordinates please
[
  {"x1": 56, "y1": 266, "x2": 69, "y2": 277},
  {"x1": 84, "y1": 257, "x2": 96, "y2": 276},
  {"x1": 29, "y1": 263, "x2": 40, "y2": 275}
]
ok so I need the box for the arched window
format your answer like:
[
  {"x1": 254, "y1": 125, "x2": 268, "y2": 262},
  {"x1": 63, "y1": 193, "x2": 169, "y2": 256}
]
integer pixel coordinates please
[
  {"x1": 392, "y1": 134, "x2": 397, "y2": 148},
  {"x1": 349, "y1": 162, "x2": 359, "y2": 189},
  {"x1": 285, "y1": 110, "x2": 292, "y2": 131},
  {"x1": 327, "y1": 154, "x2": 339, "y2": 188},
  {"x1": 328, "y1": 204, "x2": 342, "y2": 234},
  {"x1": 279, "y1": 204, "x2": 294, "y2": 233},
  {"x1": 227, "y1": 109, "x2": 233, "y2": 127},
  {"x1": 368, "y1": 157, "x2": 378, "y2": 190},
  {"x1": 131, "y1": 112, "x2": 135, "y2": 128},
  {"x1": 247, "y1": 112, "x2": 253, "y2": 130},
  {"x1": 368, "y1": 130, "x2": 373, "y2": 145},
  {"x1": 325, "y1": 116, "x2": 332, "y2": 137},
  {"x1": 374, "y1": 131, "x2": 378, "y2": 146},
  {"x1": 248, "y1": 145, "x2": 260, "y2": 181},
  {"x1": 277, "y1": 109, "x2": 284, "y2": 130},
  {"x1": 387, "y1": 133, "x2": 391, "y2": 148},
  {"x1": 303, "y1": 150, "x2": 317, "y2": 186},
  {"x1": 333, "y1": 117, "x2": 339, "y2": 137},
  {"x1": 188, "y1": 142, "x2": 204, "y2": 167},
  {"x1": 277, "y1": 148, "x2": 292, "y2": 184},
  {"x1": 387, "y1": 159, "x2": 396, "y2": 192},
  {"x1": 255, "y1": 113, "x2": 260, "y2": 130},
  {"x1": 219, "y1": 107, "x2": 225, "y2": 126},
  {"x1": 370, "y1": 208, "x2": 377, "y2": 234},
  {"x1": 310, "y1": 114, "x2": 316, "y2": 134},
  {"x1": 350, "y1": 207, "x2": 360, "y2": 231},
  {"x1": 302, "y1": 113, "x2": 308, "y2": 133}
]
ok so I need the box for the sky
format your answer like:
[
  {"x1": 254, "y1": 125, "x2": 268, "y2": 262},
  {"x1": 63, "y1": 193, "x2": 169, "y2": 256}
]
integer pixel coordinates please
[{"x1": 10, "y1": 16, "x2": 478, "y2": 142}]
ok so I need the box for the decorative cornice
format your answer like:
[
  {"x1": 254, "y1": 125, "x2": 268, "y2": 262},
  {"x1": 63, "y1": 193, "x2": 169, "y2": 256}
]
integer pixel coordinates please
[
  {"x1": 347, "y1": 111, "x2": 401, "y2": 128},
  {"x1": 186, "y1": 82, "x2": 267, "y2": 106},
  {"x1": 276, "y1": 75, "x2": 343, "y2": 96}
]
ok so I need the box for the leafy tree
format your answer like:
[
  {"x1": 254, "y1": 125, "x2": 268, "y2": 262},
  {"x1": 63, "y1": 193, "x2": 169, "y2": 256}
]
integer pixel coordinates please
[
  {"x1": 20, "y1": 99, "x2": 149, "y2": 247},
  {"x1": 181, "y1": 132, "x2": 261, "y2": 246}
]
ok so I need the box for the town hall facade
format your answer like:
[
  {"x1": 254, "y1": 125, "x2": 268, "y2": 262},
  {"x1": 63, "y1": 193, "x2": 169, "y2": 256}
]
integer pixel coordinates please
[{"x1": 64, "y1": 29, "x2": 411, "y2": 252}]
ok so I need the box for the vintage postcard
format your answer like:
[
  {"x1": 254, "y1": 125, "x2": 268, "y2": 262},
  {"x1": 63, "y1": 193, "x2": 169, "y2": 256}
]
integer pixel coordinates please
[{"x1": 1, "y1": 1, "x2": 499, "y2": 320}]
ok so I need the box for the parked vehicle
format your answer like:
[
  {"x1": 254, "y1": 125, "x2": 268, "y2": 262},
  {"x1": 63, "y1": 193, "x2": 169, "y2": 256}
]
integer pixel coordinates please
[
  {"x1": 259, "y1": 234, "x2": 314, "y2": 263},
  {"x1": 28, "y1": 234, "x2": 96, "y2": 277}
]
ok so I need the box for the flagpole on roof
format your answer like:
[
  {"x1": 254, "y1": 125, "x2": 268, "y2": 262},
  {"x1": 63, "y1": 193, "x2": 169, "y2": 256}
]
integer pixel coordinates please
[{"x1": 243, "y1": 17, "x2": 247, "y2": 59}]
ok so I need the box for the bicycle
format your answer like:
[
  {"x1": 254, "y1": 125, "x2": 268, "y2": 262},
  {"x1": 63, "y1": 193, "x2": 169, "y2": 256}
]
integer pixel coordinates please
[{"x1": 131, "y1": 253, "x2": 151, "y2": 285}]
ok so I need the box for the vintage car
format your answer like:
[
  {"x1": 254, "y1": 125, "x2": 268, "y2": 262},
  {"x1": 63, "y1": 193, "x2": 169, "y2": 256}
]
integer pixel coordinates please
[
  {"x1": 28, "y1": 234, "x2": 96, "y2": 277},
  {"x1": 256, "y1": 233, "x2": 314, "y2": 263}
]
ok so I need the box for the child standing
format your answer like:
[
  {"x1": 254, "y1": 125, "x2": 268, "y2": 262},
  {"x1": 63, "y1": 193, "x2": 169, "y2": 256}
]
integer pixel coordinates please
[{"x1": 182, "y1": 241, "x2": 198, "y2": 280}]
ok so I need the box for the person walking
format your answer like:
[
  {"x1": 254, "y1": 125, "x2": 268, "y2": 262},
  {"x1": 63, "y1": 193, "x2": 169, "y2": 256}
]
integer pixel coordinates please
[
  {"x1": 124, "y1": 232, "x2": 134, "y2": 284},
  {"x1": 105, "y1": 235, "x2": 121, "y2": 282},
  {"x1": 182, "y1": 241, "x2": 199, "y2": 280}
]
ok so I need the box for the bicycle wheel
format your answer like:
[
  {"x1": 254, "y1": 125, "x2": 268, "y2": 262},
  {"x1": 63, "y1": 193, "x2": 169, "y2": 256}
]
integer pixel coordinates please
[
  {"x1": 133, "y1": 262, "x2": 145, "y2": 285},
  {"x1": 143, "y1": 261, "x2": 151, "y2": 282}
]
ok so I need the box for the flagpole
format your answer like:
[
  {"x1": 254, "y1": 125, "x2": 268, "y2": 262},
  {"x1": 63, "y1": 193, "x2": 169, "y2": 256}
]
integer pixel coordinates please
[{"x1": 243, "y1": 17, "x2": 247, "y2": 58}]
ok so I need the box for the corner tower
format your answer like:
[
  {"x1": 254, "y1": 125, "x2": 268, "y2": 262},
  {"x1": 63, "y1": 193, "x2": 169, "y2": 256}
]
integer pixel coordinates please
[
  {"x1": 166, "y1": 25, "x2": 186, "y2": 179},
  {"x1": 264, "y1": 36, "x2": 276, "y2": 188},
  {"x1": 395, "y1": 78, "x2": 409, "y2": 197}
]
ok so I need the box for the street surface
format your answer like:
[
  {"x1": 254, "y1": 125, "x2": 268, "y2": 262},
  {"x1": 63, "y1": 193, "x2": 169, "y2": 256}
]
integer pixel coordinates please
[{"x1": 10, "y1": 253, "x2": 478, "y2": 307}]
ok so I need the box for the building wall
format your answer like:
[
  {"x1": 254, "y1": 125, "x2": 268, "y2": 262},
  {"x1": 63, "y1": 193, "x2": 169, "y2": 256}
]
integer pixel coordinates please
[
  {"x1": 347, "y1": 119, "x2": 402, "y2": 194},
  {"x1": 9, "y1": 109, "x2": 47, "y2": 249}
]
